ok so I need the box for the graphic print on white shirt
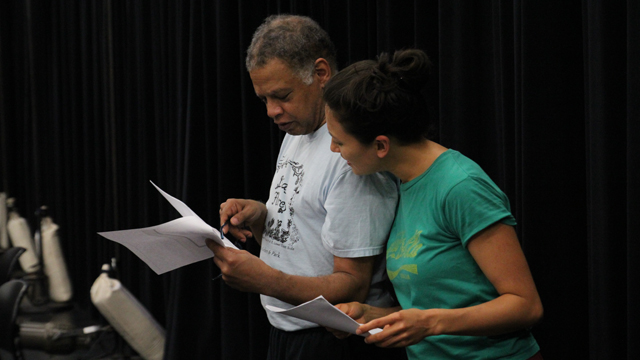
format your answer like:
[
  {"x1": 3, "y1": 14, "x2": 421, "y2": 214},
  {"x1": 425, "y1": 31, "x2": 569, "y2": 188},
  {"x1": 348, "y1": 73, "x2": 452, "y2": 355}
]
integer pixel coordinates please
[{"x1": 264, "y1": 159, "x2": 303, "y2": 249}]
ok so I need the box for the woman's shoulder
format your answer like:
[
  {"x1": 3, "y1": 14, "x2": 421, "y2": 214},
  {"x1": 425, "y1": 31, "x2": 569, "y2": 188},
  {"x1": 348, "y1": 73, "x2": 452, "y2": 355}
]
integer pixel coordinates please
[{"x1": 428, "y1": 150, "x2": 504, "y2": 198}]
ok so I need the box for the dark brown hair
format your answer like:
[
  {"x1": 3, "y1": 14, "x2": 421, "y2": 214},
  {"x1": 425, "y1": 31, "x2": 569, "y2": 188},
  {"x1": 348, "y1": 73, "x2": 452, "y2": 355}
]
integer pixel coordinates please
[{"x1": 323, "y1": 49, "x2": 433, "y2": 144}]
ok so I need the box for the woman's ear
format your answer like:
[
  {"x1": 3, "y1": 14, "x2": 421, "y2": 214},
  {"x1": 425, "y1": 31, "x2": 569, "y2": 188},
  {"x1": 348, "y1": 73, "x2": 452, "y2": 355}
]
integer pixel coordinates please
[
  {"x1": 314, "y1": 58, "x2": 332, "y2": 87},
  {"x1": 374, "y1": 135, "x2": 391, "y2": 159}
]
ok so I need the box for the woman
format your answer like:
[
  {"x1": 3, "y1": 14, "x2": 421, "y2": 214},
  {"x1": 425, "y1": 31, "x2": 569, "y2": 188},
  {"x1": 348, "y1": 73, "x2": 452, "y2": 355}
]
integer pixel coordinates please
[{"x1": 322, "y1": 49, "x2": 544, "y2": 360}]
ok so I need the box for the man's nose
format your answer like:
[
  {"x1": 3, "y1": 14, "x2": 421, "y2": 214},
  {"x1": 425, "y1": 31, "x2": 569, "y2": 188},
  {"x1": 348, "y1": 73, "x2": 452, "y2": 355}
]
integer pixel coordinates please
[{"x1": 267, "y1": 102, "x2": 283, "y2": 119}]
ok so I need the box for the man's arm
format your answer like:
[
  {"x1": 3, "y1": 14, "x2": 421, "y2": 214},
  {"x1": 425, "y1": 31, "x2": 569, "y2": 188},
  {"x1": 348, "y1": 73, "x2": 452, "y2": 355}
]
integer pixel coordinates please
[
  {"x1": 270, "y1": 255, "x2": 375, "y2": 305},
  {"x1": 207, "y1": 240, "x2": 375, "y2": 305}
]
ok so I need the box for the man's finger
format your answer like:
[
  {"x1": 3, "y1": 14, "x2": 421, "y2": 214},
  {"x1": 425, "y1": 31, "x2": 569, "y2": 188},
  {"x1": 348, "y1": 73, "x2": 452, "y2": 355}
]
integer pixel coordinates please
[{"x1": 206, "y1": 238, "x2": 225, "y2": 254}]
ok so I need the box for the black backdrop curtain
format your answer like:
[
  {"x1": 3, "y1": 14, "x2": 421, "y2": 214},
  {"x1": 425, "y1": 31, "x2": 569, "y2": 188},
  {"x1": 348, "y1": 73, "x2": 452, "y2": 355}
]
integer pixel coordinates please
[{"x1": 0, "y1": 1, "x2": 638, "y2": 359}]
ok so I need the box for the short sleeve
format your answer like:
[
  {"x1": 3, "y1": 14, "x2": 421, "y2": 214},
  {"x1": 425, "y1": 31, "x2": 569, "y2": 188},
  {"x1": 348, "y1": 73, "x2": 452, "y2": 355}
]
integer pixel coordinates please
[
  {"x1": 322, "y1": 170, "x2": 398, "y2": 258},
  {"x1": 443, "y1": 176, "x2": 516, "y2": 247}
]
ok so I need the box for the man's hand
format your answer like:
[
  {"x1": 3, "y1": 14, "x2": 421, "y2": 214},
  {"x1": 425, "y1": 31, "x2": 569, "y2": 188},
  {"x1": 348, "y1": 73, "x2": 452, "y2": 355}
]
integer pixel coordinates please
[
  {"x1": 336, "y1": 302, "x2": 369, "y2": 324},
  {"x1": 206, "y1": 239, "x2": 274, "y2": 293},
  {"x1": 327, "y1": 302, "x2": 401, "y2": 339},
  {"x1": 219, "y1": 199, "x2": 267, "y2": 244},
  {"x1": 325, "y1": 302, "x2": 369, "y2": 339}
]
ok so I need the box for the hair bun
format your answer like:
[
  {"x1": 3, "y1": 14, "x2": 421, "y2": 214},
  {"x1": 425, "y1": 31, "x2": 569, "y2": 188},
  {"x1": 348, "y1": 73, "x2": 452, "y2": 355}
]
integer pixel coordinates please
[
  {"x1": 369, "y1": 53, "x2": 396, "y2": 91},
  {"x1": 322, "y1": 48, "x2": 434, "y2": 145},
  {"x1": 387, "y1": 49, "x2": 432, "y2": 93}
]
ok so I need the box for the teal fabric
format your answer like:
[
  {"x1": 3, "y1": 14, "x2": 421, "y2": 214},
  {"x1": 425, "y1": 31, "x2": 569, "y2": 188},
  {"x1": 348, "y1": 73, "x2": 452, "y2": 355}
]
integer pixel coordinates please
[{"x1": 387, "y1": 150, "x2": 539, "y2": 360}]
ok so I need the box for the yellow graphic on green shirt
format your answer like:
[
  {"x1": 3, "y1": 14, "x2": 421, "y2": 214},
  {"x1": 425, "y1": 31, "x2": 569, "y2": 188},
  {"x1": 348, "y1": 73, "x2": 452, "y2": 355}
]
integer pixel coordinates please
[
  {"x1": 388, "y1": 264, "x2": 418, "y2": 280},
  {"x1": 387, "y1": 230, "x2": 423, "y2": 259},
  {"x1": 387, "y1": 230, "x2": 422, "y2": 280}
]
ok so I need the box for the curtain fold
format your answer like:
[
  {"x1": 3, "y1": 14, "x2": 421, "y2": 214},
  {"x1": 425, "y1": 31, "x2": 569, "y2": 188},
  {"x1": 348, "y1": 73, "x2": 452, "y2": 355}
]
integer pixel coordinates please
[
  {"x1": 627, "y1": 2, "x2": 640, "y2": 358},
  {"x1": 1, "y1": 1, "x2": 638, "y2": 359},
  {"x1": 583, "y1": 0, "x2": 629, "y2": 358}
]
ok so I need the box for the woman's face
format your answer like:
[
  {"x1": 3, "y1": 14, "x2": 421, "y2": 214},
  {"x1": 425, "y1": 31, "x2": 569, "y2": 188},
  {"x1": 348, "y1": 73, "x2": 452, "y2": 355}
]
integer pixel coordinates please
[{"x1": 325, "y1": 105, "x2": 381, "y2": 176}]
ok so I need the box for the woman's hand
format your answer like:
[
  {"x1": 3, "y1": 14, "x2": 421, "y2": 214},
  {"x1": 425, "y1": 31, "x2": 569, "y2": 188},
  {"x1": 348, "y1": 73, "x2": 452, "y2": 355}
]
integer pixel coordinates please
[{"x1": 357, "y1": 308, "x2": 440, "y2": 348}]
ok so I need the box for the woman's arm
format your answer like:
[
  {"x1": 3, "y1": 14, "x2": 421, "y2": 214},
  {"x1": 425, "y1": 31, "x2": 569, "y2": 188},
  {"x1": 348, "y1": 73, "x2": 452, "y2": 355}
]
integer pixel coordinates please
[{"x1": 357, "y1": 222, "x2": 543, "y2": 347}]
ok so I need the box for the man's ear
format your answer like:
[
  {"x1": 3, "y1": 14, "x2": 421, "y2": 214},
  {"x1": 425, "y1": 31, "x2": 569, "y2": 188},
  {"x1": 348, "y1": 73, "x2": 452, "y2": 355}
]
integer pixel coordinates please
[
  {"x1": 314, "y1": 58, "x2": 332, "y2": 87},
  {"x1": 374, "y1": 135, "x2": 391, "y2": 159}
]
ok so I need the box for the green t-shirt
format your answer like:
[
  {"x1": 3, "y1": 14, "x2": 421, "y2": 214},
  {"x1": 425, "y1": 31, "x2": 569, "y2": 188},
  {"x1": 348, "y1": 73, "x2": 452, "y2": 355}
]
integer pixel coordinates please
[{"x1": 387, "y1": 150, "x2": 539, "y2": 360}]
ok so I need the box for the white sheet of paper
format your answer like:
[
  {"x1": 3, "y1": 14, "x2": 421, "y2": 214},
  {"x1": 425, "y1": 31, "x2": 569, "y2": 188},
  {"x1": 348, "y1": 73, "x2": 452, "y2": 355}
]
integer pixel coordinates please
[
  {"x1": 265, "y1": 295, "x2": 383, "y2": 337},
  {"x1": 97, "y1": 181, "x2": 237, "y2": 274}
]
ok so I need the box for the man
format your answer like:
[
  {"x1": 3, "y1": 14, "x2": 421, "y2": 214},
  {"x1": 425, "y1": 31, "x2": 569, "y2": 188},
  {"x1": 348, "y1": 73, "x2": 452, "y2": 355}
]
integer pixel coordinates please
[{"x1": 207, "y1": 14, "x2": 403, "y2": 360}]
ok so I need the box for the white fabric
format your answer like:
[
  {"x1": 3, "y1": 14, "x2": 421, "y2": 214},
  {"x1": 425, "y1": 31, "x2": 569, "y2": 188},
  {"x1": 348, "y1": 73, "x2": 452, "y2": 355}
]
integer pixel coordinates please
[
  {"x1": 41, "y1": 217, "x2": 73, "y2": 302},
  {"x1": 0, "y1": 193, "x2": 8, "y2": 249},
  {"x1": 7, "y1": 212, "x2": 39, "y2": 273},
  {"x1": 260, "y1": 124, "x2": 398, "y2": 331},
  {"x1": 91, "y1": 271, "x2": 165, "y2": 360}
]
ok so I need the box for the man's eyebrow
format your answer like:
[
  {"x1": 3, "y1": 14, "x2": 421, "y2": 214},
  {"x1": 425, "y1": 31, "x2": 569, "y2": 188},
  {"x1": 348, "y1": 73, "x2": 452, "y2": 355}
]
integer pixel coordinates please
[{"x1": 261, "y1": 88, "x2": 293, "y2": 97}]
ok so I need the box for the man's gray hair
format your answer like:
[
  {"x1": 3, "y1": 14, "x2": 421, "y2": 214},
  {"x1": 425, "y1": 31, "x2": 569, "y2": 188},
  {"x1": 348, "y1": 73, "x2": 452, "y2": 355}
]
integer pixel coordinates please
[{"x1": 246, "y1": 14, "x2": 337, "y2": 85}]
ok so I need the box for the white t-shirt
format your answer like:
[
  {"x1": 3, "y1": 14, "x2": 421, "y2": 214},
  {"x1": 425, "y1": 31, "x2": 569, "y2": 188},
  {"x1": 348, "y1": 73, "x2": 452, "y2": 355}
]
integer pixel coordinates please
[{"x1": 260, "y1": 124, "x2": 399, "y2": 331}]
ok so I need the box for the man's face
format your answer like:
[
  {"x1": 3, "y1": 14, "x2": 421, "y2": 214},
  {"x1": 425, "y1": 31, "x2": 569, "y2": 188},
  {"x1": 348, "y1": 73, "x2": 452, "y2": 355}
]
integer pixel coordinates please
[{"x1": 249, "y1": 59, "x2": 326, "y2": 135}]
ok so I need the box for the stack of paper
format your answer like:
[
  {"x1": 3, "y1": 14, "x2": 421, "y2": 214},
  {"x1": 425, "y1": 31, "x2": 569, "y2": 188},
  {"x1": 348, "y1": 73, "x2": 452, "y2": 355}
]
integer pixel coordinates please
[
  {"x1": 266, "y1": 295, "x2": 383, "y2": 337},
  {"x1": 98, "y1": 181, "x2": 237, "y2": 274}
]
